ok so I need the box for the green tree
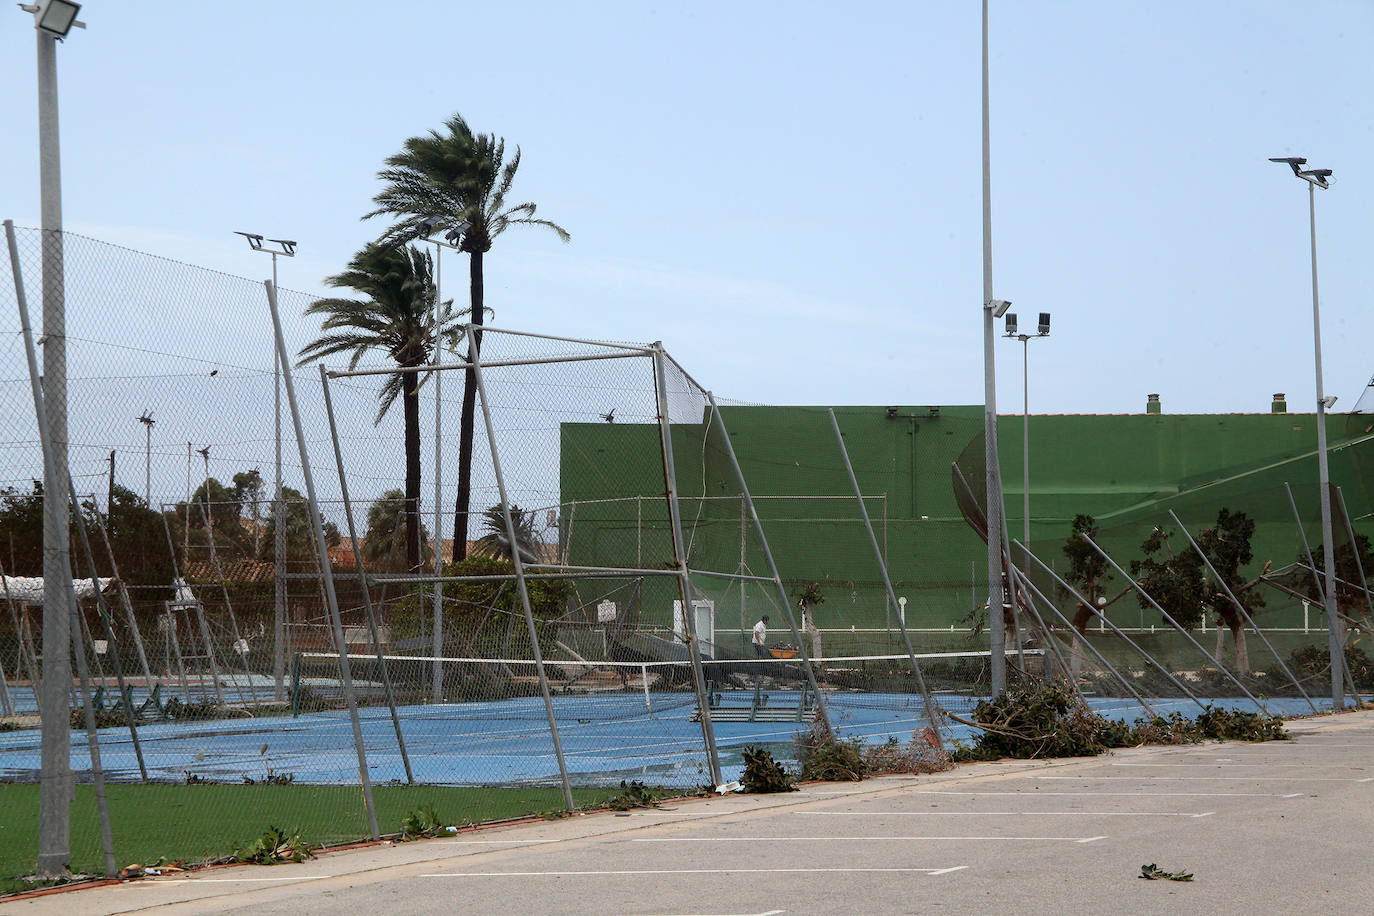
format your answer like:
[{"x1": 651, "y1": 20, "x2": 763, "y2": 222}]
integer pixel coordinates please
[
  {"x1": 296, "y1": 242, "x2": 464, "y2": 571},
  {"x1": 258, "y1": 486, "x2": 341, "y2": 562},
  {"x1": 233, "y1": 469, "x2": 267, "y2": 557},
  {"x1": 1196, "y1": 508, "x2": 1265, "y2": 674},
  {"x1": 0, "y1": 481, "x2": 45, "y2": 575},
  {"x1": 361, "y1": 489, "x2": 431, "y2": 573},
  {"x1": 1305, "y1": 533, "x2": 1374, "y2": 629},
  {"x1": 1130, "y1": 526, "x2": 1207, "y2": 630},
  {"x1": 1061, "y1": 514, "x2": 1113, "y2": 676},
  {"x1": 96, "y1": 484, "x2": 176, "y2": 588},
  {"x1": 471, "y1": 504, "x2": 539, "y2": 563},
  {"x1": 365, "y1": 113, "x2": 569, "y2": 562}
]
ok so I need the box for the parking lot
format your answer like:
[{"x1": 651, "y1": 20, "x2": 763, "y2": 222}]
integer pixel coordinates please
[{"x1": 13, "y1": 708, "x2": 1372, "y2": 915}]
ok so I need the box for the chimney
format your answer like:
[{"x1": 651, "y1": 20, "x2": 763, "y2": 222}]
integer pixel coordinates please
[
  {"x1": 1271, "y1": 393, "x2": 1287, "y2": 414},
  {"x1": 1146, "y1": 393, "x2": 1161, "y2": 415}
]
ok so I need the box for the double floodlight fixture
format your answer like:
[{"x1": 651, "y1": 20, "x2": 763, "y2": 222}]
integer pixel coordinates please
[
  {"x1": 987, "y1": 298, "x2": 1012, "y2": 318},
  {"x1": 234, "y1": 231, "x2": 296, "y2": 257},
  {"x1": 1003, "y1": 311, "x2": 1051, "y2": 338},
  {"x1": 19, "y1": 0, "x2": 83, "y2": 37},
  {"x1": 1269, "y1": 156, "x2": 1332, "y2": 189},
  {"x1": 417, "y1": 218, "x2": 473, "y2": 247}
]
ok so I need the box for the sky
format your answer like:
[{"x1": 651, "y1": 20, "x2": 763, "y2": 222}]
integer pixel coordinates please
[{"x1": 2, "y1": 0, "x2": 1372, "y2": 420}]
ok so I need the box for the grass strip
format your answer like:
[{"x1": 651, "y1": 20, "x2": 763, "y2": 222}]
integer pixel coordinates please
[{"x1": 1, "y1": 782, "x2": 619, "y2": 896}]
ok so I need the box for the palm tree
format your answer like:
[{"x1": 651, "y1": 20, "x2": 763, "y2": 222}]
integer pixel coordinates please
[
  {"x1": 470, "y1": 504, "x2": 539, "y2": 564},
  {"x1": 297, "y1": 243, "x2": 463, "y2": 571},
  {"x1": 364, "y1": 113, "x2": 569, "y2": 562}
]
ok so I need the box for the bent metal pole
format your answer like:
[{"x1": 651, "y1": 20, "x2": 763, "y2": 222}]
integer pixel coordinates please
[
  {"x1": 824, "y1": 409, "x2": 941, "y2": 739},
  {"x1": 319, "y1": 364, "x2": 414, "y2": 784},
  {"x1": 1168, "y1": 510, "x2": 1318, "y2": 715},
  {"x1": 652, "y1": 345, "x2": 723, "y2": 786},
  {"x1": 469, "y1": 333, "x2": 576, "y2": 810},
  {"x1": 1014, "y1": 539, "x2": 1206, "y2": 713},
  {"x1": 702, "y1": 395, "x2": 834, "y2": 737},
  {"x1": 1081, "y1": 533, "x2": 1271, "y2": 716},
  {"x1": 265, "y1": 280, "x2": 379, "y2": 839}
]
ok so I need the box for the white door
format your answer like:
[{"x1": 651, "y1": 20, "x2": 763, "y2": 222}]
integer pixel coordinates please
[{"x1": 672, "y1": 599, "x2": 716, "y2": 658}]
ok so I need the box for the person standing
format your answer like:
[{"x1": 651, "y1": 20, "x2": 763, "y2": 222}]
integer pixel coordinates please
[{"x1": 752, "y1": 615, "x2": 770, "y2": 658}]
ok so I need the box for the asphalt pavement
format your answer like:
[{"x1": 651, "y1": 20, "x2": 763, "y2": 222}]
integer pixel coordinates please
[{"x1": 9, "y1": 707, "x2": 1372, "y2": 915}]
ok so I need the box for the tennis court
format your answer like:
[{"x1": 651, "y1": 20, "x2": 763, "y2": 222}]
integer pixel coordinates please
[{"x1": 0, "y1": 686, "x2": 1330, "y2": 788}]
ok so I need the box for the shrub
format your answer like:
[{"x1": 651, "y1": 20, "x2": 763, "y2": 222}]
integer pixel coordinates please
[
  {"x1": 740, "y1": 746, "x2": 794, "y2": 793},
  {"x1": 605, "y1": 780, "x2": 659, "y2": 811},
  {"x1": 950, "y1": 681, "x2": 1135, "y2": 761},
  {"x1": 795, "y1": 718, "x2": 865, "y2": 781},
  {"x1": 862, "y1": 726, "x2": 953, "y2": 775}
]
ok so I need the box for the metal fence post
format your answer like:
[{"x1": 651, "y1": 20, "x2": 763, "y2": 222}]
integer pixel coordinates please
[
  {"x1": 319, "y1": 365, "x2": 414, "y2": 784},
  {"x1": 652, "y1": 346, "x2": 723, "y2": 786},
  {"x1": 266, "y1": 280, "x2": 379, "y2": 839},
  {"x1": 469, "y1": 336, "x2": 576, "y2": 810}
]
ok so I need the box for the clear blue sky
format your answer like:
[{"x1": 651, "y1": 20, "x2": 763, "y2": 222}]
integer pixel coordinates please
[{"x1": 3, "y1": 0, "x2": 1371, "y2": 416}]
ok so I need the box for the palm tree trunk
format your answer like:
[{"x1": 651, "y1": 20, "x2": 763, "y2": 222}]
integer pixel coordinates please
[
  {"x1": 453, "y1": 250, "x2": 485, "y2": 560},
  {"x1": 402, "y1": 371, "x2": 422, "y2": 572}
]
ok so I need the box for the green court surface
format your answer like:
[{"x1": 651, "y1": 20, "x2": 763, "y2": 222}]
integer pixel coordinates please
[{"x1": 0, "y1": 782, "x2": 622, "y2": 896}]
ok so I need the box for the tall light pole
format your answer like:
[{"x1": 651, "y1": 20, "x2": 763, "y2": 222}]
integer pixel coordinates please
[
  {"x1": 137, "y1": 411, "x2": 154, "y2": 506},
  {"x1": 236, "y1": 232, "x2": 295, "y2": 701},
  {"x1": 21, "y1": 0, "x2": 84, "y2": 879},
  {"x1": 415, "y1": 217, "x2": 468, "y2": 701},
  {"x1": 981, "y1": 0, "x2": 1008, "y2": 694},
  {"x1": 1269, "y1": 156, "x2": 1344, "y2": 710},
  {"x1": 1003, "y1": 312, "x2": 1050, "y2": 574}
]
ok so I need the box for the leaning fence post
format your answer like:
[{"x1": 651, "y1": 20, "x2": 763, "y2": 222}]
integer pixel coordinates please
[{"x1": 266, "y1": 279, "x2": 379, "y2": 839}]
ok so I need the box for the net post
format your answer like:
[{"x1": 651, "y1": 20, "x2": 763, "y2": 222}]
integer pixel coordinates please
[
  {"x1": 469, "y1": 335, "x2": 577, "y2": 811},
  {"x1": 652, "y1": 344, "x2": 723, "y2": 786},
  {"x1": 266, "y1": 280, "x2": 379, "y2": 839},
  {"x1": 318, "y1": 364, "x2": 415, "y2": 783}
]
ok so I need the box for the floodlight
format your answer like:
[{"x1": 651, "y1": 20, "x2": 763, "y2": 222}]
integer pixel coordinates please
[
  {"x1": 444, "y1": 219, "x2": 472, "y2": 245},
  {"x1": 1321, "y1": 395, "x2": 1338, "y2": 409},
  {"x1": 23, "y1": 0, "x2": 82, "y2": 37},
  {"x1": 1269, "y1": 156, "x2": 1307, "y2": 176},
  {"x1": 1003, "y1": 313, "x2": 1017, "y2": 336},
  {"x1": 988, "y1": 299, "x2": 1012, "y2": 318},
  {"x1": 234, "y1": 231, "x2": 265, "y2": 251},
  {"x1": 1038, "y1": 312, "x2": 1051, "y2": 335},
  {"x1": 416, "y1": 217, "x2": 441, "y2": 237}
]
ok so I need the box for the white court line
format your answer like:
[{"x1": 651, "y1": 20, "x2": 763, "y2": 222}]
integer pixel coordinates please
[
  {"x1": 421, "y1": 867, "x2": 967, "y2": 877},
  {"x1": 792, "y1": 810, "x2": 1214, "y2": 818},
  {"x1": 613, "y1": 911, "x2": 785, "y2": 916},
  {"x1": 631, "y1": 835, "x2": 1104, "y2": 844},
  {"x1": 911, "y1": 790, "x2": 1302, "y2": 798}
]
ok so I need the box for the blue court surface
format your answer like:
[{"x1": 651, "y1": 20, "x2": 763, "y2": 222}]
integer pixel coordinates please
[{"x1": 0, "y1": 691, "x2": 1337, "y2": 788}]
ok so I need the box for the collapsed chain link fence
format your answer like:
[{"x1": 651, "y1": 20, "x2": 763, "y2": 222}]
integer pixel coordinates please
[{"x1": 0, "y1": 225, "x2": 1370, "y2": 891}]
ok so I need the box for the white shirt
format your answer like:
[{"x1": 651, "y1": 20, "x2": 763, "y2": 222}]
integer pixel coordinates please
[{"x1": 752, "y1": 620, "x2": 767, "y2": 646}]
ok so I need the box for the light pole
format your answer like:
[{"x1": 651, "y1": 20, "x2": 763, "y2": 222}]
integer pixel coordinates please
[
  {"x1": 1268, "y1": 156, "x2": 1344, "y2": 710},
  {"x1": 1003, "y1": 312, "x2": 1050, "y2": 574},
  {"x1": 236, "y1": 232, "x2": 295, "y2": 700},
  {"x1": 981, "y1": 0, "x2": 1008, "y2": 695},
  {"x1": 416, "y1": 217, "x2": 469, "y2": 701},
  {"x1": 20, "y1": 0, "x2": 84, "y2": 879},
  {"x1": 137, "y1": 410, "x2": 154, "y2": 507}
]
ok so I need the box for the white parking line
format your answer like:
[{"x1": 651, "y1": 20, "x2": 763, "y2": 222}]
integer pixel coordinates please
[
  {"x1": 793, "y1": 810, "x2": 1212, "y2": 818},
  {"x1": 420, "y1": 867, "x2": 968, "y2": 877},
  {"x1": 1033, "y1": 780, "x2": 1363, "y2": 785},
  {"x1": 911, "y1": 790, "x2": 1302, "y2": 798},
  {"x1": 141, "y1": 876, "x2": 334, "y2": 884},
  {"x1": 631, "y1": 835, "x2": 1104, "y2": 843}
]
